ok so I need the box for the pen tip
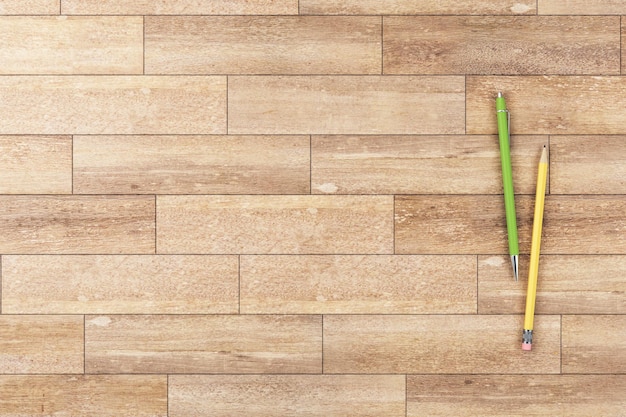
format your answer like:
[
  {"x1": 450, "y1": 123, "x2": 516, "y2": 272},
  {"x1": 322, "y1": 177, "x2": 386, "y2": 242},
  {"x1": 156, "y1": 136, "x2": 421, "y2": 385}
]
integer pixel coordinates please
[{"x1": 497, "y1": 91, "x2": 503, "y2": 97}]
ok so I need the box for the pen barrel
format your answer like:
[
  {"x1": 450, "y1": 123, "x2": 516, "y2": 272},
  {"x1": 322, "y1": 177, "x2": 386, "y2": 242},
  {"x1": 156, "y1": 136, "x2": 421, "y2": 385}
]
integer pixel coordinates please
[{"x1": 496, "y1": 104, "x2": 519, "y2": 257}]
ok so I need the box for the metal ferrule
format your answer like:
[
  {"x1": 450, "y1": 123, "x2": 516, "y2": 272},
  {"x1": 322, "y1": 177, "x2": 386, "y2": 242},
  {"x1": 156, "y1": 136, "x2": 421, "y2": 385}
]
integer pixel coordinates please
[{"x1": 522, "y1": 329, "x2": 533, "y2": 345}]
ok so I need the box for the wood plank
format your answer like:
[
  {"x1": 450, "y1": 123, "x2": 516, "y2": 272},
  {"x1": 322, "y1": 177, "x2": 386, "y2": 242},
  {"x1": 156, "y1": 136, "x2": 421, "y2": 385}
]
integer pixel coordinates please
[
  {"x1": 157, "y1": 195, "x2": 393, "y2": 254},
  {"x1": 467, "y1": 76, "x2": 626, "y2": 135},
  {"x1": 73, "y1": 135, "x2": 310, "y2": 194},
  {"x1": 0, "y1": 375, "x2": 167, "y2": 417},
  {"x1": 0, "y1": 315, "x2": 83, "y2": 373},
  {"x1": 145, "y1": 16, "x2": 381, "y2": 75},
  {"x1": 551, "y1": 135, "x2": 626, "y2": 194},
  {"x1": 312, "y1": 135, "x2": 547, "y2": 194},
  {"x1": 61, "y1": 0, "x2": 297, "y2": 15},
  {"x1": 408, "y1": 375, "x2": 626, "y2": 417},
  {"x1": 396, "y1": 195, "x2": 626, "y2": 255},
  {"x1": 478, "y1": 255, "x2": 626, "y2": 314},
  {"x1": 0, "y1": 196, "x2": 155, "y2": 254},
  {"x1": 169, "y1": 375, "x2": 405, "y2": 417},
  {"x1": 384, "y1": 16, "x2": 619, "y2": 75},
  {"x1": 2, "y1": 255, "x2": 238, "y2": 314},
  {"x1": 300, "y1": 0, "x2": 535, "y2": 15},
  {"x1": 323, "y1": 315, "x2": 560, "y2": 373},
  {"x1": 228, "y1": 76, "x2": 465, "y2": 135},
  {"x1": 0, "y1": 76, "x2": 226, "y2": 134},
  {"x1": 539, "y1": 0, "x2": 626, "y2": 14},
  {"x1": 0, "y1": 0, "x2": 59, "y2": 14},
  {"x1": 563, "y1": 315, "x2": 626, "y2": 373},
  {"x1": 0, "y1": 135, "x2": 71, "y2": 194},
  {"x1": 240, "y1": 255, "x2": 477, "y2": 314},
  {"x1": 0, "y1": 16, "x2": 142, "y2": 74},
  {"x1": 85, "y1": 315, "x2": 321, "y2": 374}
]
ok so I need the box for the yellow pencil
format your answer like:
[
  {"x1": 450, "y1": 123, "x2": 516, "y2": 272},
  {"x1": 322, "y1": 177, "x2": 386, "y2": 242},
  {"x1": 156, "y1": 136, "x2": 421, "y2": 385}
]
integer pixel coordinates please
[{"x1": 522, "y1": 146, "x2": 548, "y2": 351}]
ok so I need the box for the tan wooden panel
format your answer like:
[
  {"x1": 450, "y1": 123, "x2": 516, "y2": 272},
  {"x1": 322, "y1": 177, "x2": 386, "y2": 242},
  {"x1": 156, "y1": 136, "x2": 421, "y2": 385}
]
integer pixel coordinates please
[
  {"x1": 61, "y1": 0, "x2": 297, "y2": 14},
  {"x1": 0, "y1": 196, "x2": 155, "y2": 254},
  {"x1": 408, "y1": 375, "x2": 626, "y2": 417},
  {"x1": 479, "y1": 255, "x2": 626, "y2": 314},
  {"x1": 0, "y1": 16, "x2": 142, "y2": 74},
  {"x1": 0, "y1": 136, "x2": 71, "y2": 194},
  {"x1": 312, "y1": 135, "x2": 547, "y2": 194},
  {"x1": 157, "y1": 195, "x2": 393, "y2": 254},
  {"x1": 240, "y1": 255, "x2": 477, "y2": 314},
  {"x1": 324, "y1": 315, "x2": 560, "y2": 373},
  {"x1": 551, "y1": 135, "x2": 626, "y2": 194},
  {"x1": 2, "y1": 255, "x2": 238, "y2": 314},
  {"x1": 170, "y1": 375, "x2": 405, "y2": 417},
  {"x1": 539, "y1": 0, "x2": 626, "y2": 14},
  {"x1": 0, "y1": 315, "x2": 83, "y2": 373},
  {"x1": 467, "y1": 76, "x2": 626, "y2": 135},
  {"x1": 0, "y1": 0, "x2": 59, "y2": 14},
  {"x1": 563, "y1": 315, "x2": 626, "y2": 373},
  {"x1": 300, "y1": 0, "x2": 535, "y2": 15},
  {"x1": 228, "y1": 76, "x2": 465, "y2": 135},
  {"x1": 85, "y1": 315, "x2": 321, "y2": 373},
  {"x1": 73, "y1": 135, "x2": 310, "y2": 194},
  {"x1": 384, "y1": 16, "x2": 619, "y2": 75},
  {"x1": 145, "y1": 16, "x2": 381, "y2": 75},
  {"x1": 0, "y1": 76, "x2": 226, "y2": 134},
  {"x1": 0, "y1": 375, "x2": 167, "y2": 417}
]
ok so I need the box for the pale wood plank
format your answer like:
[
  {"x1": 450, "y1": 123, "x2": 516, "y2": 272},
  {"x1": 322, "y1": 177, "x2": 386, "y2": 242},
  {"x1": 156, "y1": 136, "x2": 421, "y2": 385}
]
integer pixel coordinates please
[
  {"x1": 467, "y1": 76, "x2": 626, "y2": 135},
  {"x1": 0, "y1": 16, "x2": 142, "y2": 74},
  {"x1": 73, "y1": 135, "x2": 310, "y2": 194},
  {"x1": 145, "y1": 16, "x2": 381, "y2": 75},
  {"x1": 240, "y1": 255, "x2": 477, "y2": 314},
  {"x1": 384, "y1": 16, "x2": 619, "y2": 75},
  {"x1": 229, "y1": 76, "x2": 465, "y2": 135},
  {"x1": 0, "y1": 76, "x2": 226, "y2": 134},
  {"x1": 478, "y1": 255, "x2": 626, "y2": 314},
  {"x1": 2, "y1": 255, "x2": 238, "y2": 314},
  {"x1": 408, "y1": 375, "x2": 626, "y2": 417},
  {"x1": 157, "y1": 195, "x2": 393, "y2": 254},
  {"x1": 0, "y1": 196, "x2": 155, "y2": 254},
  {"x1": 539, "y1": 0, "x2": 626, "y2": 14},
  {"x1": 0, "y1": 315, "x2": 83, "y2": 373},
  {"x1": 61, "y1": 0, "x2": 298, "y2": 15},
  {"x1": 312, "y1": 135, "x2": 547, "y2": 194},
  {"x1": 170, "y1": 375, "x2": 405, "y2": 417},
  {"x1": 551, "y1": 135, "x2": 626, "y2": 194},
  {"x1": 0, "y1": 375, "x2": 167, "y2": 417},
  {"x1": 0, "y1": 0, "x2": 59, "y2": 14},
  {"x1": 300, "y1": 0, "x2": 535, "y2": 15},
  {"x1": 0, "y1": 136, "x2": 71, "y2": 194},
  {"x1": 563, "y1": 315, "x2": 626, "y2": 373},
  {"x1": 85, "y1": 315, "x2": 321, "y2": 373},
  {"x1": 324, "y1": 315, "x2": 560, "y2": 373},
  {"x1": 396, "y1": 195, "x2": 626, "y2": 255}
]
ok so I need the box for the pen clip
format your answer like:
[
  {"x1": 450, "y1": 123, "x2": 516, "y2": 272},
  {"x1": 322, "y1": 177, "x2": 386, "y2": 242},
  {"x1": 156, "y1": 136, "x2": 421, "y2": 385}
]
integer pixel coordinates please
[{"x1": 497, "y1": 109, "x2": 511, "y2": 143}]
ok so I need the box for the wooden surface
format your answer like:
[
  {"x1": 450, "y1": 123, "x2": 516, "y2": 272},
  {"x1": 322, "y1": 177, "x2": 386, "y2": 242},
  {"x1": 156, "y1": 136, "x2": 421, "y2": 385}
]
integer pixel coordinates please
[{"x1": 0, "y1": 3, "x2": 625, "y2": 416}]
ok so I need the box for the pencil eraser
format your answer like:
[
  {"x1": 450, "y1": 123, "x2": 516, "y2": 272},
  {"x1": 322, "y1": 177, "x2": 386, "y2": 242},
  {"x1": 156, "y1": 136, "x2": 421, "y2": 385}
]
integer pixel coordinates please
[{"x1": 522, "y1": 343, "x2": 532, "y2": 351}]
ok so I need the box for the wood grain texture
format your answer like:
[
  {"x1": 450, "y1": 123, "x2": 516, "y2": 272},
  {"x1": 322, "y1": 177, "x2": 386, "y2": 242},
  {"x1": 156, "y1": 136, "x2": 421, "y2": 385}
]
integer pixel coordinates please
[
  {"x1": 228, "y1": 76, "x2": 465, "y2": 135},
  {"x1": 0, "y1": 196, "x2": 155, "y2": 254},
  {"x1": 467, "y1": 76, "x2": 626, "y2": 135},
  {"x1": 384, "y1": 16, "x2": 619, "y2": 75},
  {"x1": 478, "y1": 255, "x2": 626, "y2": 314},
  {"x1": 85, "y1": 315, "x2": 322, "y2": 374},
  {"x1": 0, "y1": 0, "x2": 58, "y2": 14},
  {"x1": 0, "y1": 136, "x2": 71, "y2": 194},
  {"x1": 0, "y1": 315, "x2": 83, "y2": 373},
  {"x1": 323, "y1": 315, "x2": 561, "y2": 374},
  {"x1": 157, "y1": 195, "x2": 394, "y2": 254},
  {"x1": 145, "y1": 16, "x2": 381, "y2": 75},
  {"x1": 551, "y1": 135, "x2": 626, "y2": 194},
  {"x1": 0, "y1": 375, "x2": 167, "y2": 417},
  {"x1": 0, "y1": 76, "x2": 226, "y2": 134},
  {"x1": 563, "y1": 315, "x2": 626, "y2": 374},
  {"x1": 538, "y1": 0, "x2": 626, "y2": 14},
  {"x1": 240, "y1": 255, "x2": 477, "y2": 314},
  {"x1": 169, "y1": 375, "x2": 405, "y2": 417},
  {"x1": 0, "y1": 16, "x2": 142, "y2": 74},
  {"x1": 300, "y1": 0, "x2": 536, "y2": 15},
  {"x1": 61, "y1": 0, "x2": 298, "y2": 15},
  {"x1": 311, "y1": 135, "x2": 547, "y2": 194},
  {"x1": 2, "y1": 255, "x2": 238, "y2": 314},
  {"x1": 73, "y1": 135, "x2": 310, "y2": 194},
  {"x1": 408, "y1": 375, "x2": 626, "y2": 417}
]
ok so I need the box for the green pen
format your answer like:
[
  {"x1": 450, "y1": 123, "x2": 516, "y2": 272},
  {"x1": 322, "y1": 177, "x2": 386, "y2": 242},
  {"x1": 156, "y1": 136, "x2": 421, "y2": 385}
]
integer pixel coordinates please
[{"x1": 496, "y1": 92, "x2": 519, "y2": 281}]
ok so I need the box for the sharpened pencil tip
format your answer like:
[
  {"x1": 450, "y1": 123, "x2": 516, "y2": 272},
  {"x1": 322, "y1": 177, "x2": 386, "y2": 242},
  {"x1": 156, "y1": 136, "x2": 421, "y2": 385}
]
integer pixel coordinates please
[{"x1": 512, "y1": 255, "x2": 519, "y2": 281}]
